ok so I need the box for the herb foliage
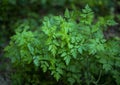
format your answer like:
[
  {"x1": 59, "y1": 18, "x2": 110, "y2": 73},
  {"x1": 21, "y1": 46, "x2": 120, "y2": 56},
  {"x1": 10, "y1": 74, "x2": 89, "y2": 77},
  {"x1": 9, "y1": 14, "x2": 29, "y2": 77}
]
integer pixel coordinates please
[{"x1": 5, "y1": 5, "x2": 120, "y2": 85}]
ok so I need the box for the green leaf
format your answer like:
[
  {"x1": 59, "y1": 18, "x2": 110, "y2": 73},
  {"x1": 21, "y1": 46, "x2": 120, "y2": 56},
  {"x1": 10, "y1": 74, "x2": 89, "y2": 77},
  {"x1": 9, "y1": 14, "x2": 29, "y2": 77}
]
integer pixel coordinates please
[
  {"x1": 112, "y1": 70, "x2": 120, "y2": 85},
  {"x1": 96, "y1": 44, "x2": 104, "y2": 51},
  {"x1": 99, "y1": 58, "x2": 107, "y2": 64},
  {"x1": 56, "y1": 68, "x2": 63, "y2": 75},
  {"x1": 82, "y1": 5, "x2": 92, "y2": 13},
  {"x1": 41, "y1": 64, "x2": 47, "y2": 72},
  {"x1": 88, "y1": 44, "x2": 97, "y2": 55},
  {"x1": 65, "y1": 9, "x2": 70, "y2": 18},
  {"x1": 54, "y1": 72, "x2": 61, "y2": 81},
  {"x1": 92, "y1": 25, "x2": 99, "y2": 33},
  {"x1": 61, "y1": 52, "x2": 67, "y2": 57},
  {"x1": 68, "y1": 44, "x2": 73, "y2": 49},
  {"x1": 71, "y1": 49, "x2": 77, "y2": 59},
  {"x1": 41, "y1": 61, "x2": 49, "y2": 72},
  {"x1": 78, "y1": 47, "x2": 83, "y2": 54},
  {"x1": 64, "y1": 55, "x2": 71, "y2": 65},
  {"x1": 48, "y1": 45, "x2": 52, "y2": 51},
  {"x1": 103, "y1": 64, "x2": 112, "y2": 72},
  {"x1": 33, "y1": 57, "x2": 39, "y2": 67},
  {"x1": 68, "y1": 77, "x2": 75, "y2": 85},
  {"x1": 49, "y1": 45, "x2": 57, "y2": 56},
  {"x1": 107, "y1": 19, "x2": 117, "y2": 26},
  {"x1": 27, "y1": 43, "x2": 34, "y2": 55}
]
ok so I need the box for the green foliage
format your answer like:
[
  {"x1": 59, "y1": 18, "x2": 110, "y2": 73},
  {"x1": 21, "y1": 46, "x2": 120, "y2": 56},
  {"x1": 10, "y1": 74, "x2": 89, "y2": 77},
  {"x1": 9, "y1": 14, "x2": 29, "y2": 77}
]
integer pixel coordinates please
[
  {"x1": 0, "y1": 0, "x2": 118, "y2": 48},
  {"x1": 5, "y1": 5, "x2": 120, "y2": 85}
]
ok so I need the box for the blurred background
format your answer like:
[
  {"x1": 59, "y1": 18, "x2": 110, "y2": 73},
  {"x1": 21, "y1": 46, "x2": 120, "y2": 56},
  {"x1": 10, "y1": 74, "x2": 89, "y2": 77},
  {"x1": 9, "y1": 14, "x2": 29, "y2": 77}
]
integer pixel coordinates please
[{"x1": 0, "y1": 0, "x2": 120, "y2": 85}]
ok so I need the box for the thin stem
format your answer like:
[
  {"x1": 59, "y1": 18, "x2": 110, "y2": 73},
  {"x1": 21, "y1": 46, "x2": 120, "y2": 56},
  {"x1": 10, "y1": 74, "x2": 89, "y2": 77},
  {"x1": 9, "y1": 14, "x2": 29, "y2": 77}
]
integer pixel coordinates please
[
  {"x1": 96, "y1": 70, "x2": 102, "y2": 83},
  {"x1": 86, "y1": 56, "x2": 90, "y2": 85},
  {"x1": 93, "y1": 70, "x2": 102, "y2": 85}
]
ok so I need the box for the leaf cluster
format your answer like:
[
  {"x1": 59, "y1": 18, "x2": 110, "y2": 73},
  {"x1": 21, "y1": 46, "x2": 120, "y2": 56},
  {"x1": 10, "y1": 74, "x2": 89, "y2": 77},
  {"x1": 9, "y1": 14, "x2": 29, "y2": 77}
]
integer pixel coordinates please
[{"x1": 5, "y1": 5, "x2": 120, "y2": 85}]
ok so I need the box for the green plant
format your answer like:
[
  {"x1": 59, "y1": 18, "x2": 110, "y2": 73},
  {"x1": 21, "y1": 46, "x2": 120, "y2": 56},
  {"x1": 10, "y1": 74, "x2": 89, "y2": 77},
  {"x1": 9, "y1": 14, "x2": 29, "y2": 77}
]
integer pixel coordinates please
[
  {"x1": 0, "y1": 0, "x2": 117, "y2": 48},
  {"x1": 5, "y1": 5, "x2": 120, "y2": 85}
]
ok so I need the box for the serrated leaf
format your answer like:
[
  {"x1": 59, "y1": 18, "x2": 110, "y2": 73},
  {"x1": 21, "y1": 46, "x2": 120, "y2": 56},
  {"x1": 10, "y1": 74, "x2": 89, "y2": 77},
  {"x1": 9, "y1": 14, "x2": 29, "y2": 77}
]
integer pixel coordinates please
[
  {"x1": 56, "y1": 68, "x2": 63, "y2": 75},
  {"x1": 54, "y1": 73, "x2": 61, "y2": 81},
  {"x1": 78, "y1": 47, "x2": 83, "y2": 54},
  {"x1": 49, "y1": 45, "x2": 57, "y2": 56},
  {"x1": 107, "y1": 19, "x2": 117, "y2": 26},
  {"x1": 48, "y1": 45, "x2": 52, "y2": 51},
  {"x1": 27, "y1": 43, "x2": 34, "y2": 55},
  {"x1": 71, "y1": 49, "x2": 77, "y2": 59},
  {"x1": 64, "y1": 55, "x2": 71, "y2": 65},
  {"x1": 97, "y1": 44, "x2": 104, "y2": 51},
  {"x1": 41, "y1": 64, "x2": 47, "y2": 72},
  {"x1": 65, "y1": 9, "x2": 70, "y2": 18},
  {"x1": 99, "y1": 58, "x2": 107, "y2": 64},
  {"x1": 33, "y1": 58, "x2": 39, "y2": 67},
  {"x1": 71, "y1": 37, "x2": 76, "y2": 43},
  {"x1": 61, "y1": 52, "x2": 67, "y2": 57},
  {"x1": 92, "y1": 26, "x2": 99, "y2": 33},
  {"x1": 103, "y1": 64, "x2": 112, "y2": 71},
  {"x1": 68, "y1": 44, "x2": 73, "y2": 49},
  {"x1": 41, "y1": 61, "x2": 49, "y2": 72},
  {"x1": 82, "y1": 4, "x2": 92, "y2": 13},
  {"x1": 88, "y1": 44, "x2": 97, "y2": 55},
  {"x1": 68, "y1": 77, "x2": 75, "y2": 85},
  {"x1": 53, "y1": 40, "x2": 59, "y2": 46}
]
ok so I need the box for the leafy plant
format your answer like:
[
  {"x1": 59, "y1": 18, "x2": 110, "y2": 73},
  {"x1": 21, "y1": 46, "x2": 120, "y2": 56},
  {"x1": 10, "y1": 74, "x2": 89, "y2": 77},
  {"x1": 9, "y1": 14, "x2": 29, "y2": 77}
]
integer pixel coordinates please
[
  {"x1": 5, "y1": 5, "x2": 120, "y2": 85},
  {"x1": 0, "y1": 0, "x2": 118, "y2": 48}
]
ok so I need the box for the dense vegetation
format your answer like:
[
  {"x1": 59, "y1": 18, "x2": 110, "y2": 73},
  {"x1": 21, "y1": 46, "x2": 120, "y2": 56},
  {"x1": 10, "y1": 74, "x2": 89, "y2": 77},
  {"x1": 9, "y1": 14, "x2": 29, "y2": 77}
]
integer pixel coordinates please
[{"x1": 0, "y1": 0, "x2": 120, "y2": 85}]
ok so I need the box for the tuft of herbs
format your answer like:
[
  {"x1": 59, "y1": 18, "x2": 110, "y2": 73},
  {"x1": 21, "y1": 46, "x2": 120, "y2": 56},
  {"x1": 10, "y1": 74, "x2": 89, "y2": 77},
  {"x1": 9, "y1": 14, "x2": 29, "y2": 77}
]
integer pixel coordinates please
[{"x1": 5, "y1": 5, "x2": 120, "y2": 85}]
